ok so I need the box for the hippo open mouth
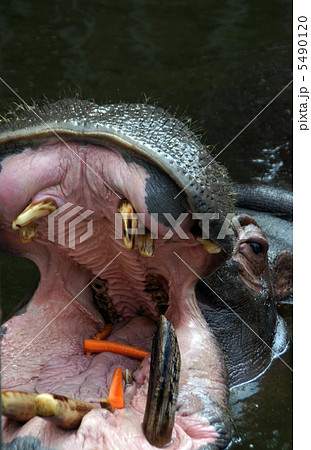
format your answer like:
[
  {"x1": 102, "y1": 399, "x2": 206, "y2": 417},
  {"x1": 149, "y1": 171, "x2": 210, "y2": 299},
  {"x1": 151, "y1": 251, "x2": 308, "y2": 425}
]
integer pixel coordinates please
[{"x1": 0, "y1": 100, "x2": 235, "y2": 449}]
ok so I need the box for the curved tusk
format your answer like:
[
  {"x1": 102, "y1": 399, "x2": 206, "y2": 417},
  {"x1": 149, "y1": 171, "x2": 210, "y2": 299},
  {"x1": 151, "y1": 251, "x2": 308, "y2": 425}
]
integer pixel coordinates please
[
  {"x1": 1, "y1": 390, "x2": 37, "y2": 422},
  {"x1": 12, "y1": 199, "x2": 58, "y2": 230},
  {"x1": 118, "y1": 199, "x2": 138, "y2": 249},
  {"x1": 34, "y1": 393, "x2": 95, "y2": 430},
  {"x1": 196, "y1": 236, "x2": 222, "y2": 254}
]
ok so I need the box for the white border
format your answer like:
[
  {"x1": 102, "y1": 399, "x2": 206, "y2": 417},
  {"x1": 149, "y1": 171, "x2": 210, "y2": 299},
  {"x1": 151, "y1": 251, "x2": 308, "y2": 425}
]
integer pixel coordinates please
[{"x1": 293, "y1": 0, "x2": 311, "y2": 448}]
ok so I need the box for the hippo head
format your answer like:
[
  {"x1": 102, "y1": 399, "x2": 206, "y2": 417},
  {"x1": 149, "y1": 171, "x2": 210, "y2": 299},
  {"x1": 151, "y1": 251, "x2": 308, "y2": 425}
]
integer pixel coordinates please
[
  {"x1": 197, "y1": 214, "x2": 291, "y2": 387},
  {"x1": 0, "y1": 100, "x2": 237, "y2": 449}
]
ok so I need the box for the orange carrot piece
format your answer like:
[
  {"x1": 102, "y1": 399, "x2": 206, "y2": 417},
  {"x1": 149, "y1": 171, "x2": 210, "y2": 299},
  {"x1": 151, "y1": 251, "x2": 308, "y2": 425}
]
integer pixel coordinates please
[
  {"x1": 108, "y1": 368, "x2": 124, "y2": 409},
  {"x1": 84, "y1": 340, "x2": 149, "y2": 360},
  {"x1": 93, "y1": 323, "x2": 112, "y2": 340}
]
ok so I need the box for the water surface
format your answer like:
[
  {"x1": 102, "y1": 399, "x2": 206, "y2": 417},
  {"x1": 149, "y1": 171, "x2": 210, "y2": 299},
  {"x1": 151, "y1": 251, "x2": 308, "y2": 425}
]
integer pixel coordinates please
[{"x1": 0, "y1": 1, "x2": 292, "y2": 448}]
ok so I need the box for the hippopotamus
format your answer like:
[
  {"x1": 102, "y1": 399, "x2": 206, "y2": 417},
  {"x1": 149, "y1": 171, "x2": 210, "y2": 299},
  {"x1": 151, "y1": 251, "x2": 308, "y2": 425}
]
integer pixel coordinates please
[
  {"x1": 197, "y1": 211, "x2": 292, "y2": 388},
  {"x1": 0, "y1": 99, "x2": 292, "y2": 449}
]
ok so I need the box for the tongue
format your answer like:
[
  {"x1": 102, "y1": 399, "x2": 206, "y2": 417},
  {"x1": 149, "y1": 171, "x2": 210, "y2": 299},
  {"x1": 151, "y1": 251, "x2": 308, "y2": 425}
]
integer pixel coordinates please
[{"x1": 33, "y1": 317, "x2": 156, "y2": 403}]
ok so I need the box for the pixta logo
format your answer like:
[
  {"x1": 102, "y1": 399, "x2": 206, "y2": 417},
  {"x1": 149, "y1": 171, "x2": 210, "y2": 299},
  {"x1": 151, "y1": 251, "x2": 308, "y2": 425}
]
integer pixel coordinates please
[
  {"x1": 115, "y1": 211, "x2": 238, "y2": 240},
  {"x1": 48, "y1": 203, "x2": 94, "y2": 250}
]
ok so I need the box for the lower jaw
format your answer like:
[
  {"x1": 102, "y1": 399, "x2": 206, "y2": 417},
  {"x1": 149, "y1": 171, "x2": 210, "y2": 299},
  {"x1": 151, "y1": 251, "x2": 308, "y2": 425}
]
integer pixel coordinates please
[
  {"x1": 1, "y1": 269, "x2": 231, "y2": 449},
  {"x1": 2, "y1": 408, "x2": 221, "y2": 450}
]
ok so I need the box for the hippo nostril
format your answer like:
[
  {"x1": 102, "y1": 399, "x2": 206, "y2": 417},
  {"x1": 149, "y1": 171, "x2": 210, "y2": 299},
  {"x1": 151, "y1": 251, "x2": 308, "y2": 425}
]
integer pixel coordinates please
[{"x1": 249, "y1": 242, "x2": 263, "y2": 254}]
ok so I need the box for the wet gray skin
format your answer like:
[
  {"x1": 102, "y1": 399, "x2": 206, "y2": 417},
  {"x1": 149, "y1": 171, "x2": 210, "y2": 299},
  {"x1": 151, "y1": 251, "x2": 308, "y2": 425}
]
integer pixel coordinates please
[
  {"x1": 200, "y1": 185, "x2": 293, "y2": 385},
  {"x1": 0, "y1": 100, "x2": 235, "y2": 449},
  {"x1": 197, "y1": 210, "x2": 292, "y2": 388},
  {"x1": 235, "y1": 184, "x2": 293, "y2": 221},
  {"x1": 240, "y1": 209, "x2": 293, "y2": 261}
]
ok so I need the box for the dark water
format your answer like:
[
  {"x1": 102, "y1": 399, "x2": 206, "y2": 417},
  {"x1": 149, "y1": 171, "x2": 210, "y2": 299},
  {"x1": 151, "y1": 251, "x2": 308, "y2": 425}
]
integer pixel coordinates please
[{"x1": 0, "y1": 0, "x2": 292, "y2": 448}]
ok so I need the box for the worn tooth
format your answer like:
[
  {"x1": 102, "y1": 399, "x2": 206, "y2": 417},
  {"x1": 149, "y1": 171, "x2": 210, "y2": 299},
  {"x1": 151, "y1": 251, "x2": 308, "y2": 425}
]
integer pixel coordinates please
[
  {"x1": 99, "y1": 397, "x2": 115, "y2": 413},
  {"x1": 1, "y1": 390, "x2": 37, "y2": 422},
  {"x1": 18, "y1": 223, "x2": 38, "y2": 243},
  {"x1": 151, "y1": 289, "x2": 169, "y2": 315},
  {"x1": 118, "y1": 199, "x2": 138, "y2": 249},
  {"x1": 145, "y1": 274, "x2": 169, "y2": 314},
  {"x1": 91, "y1": 278, "x2": 120, "y2": 324},
  {"x1": 137, "y1": 230, "x2": 155, "y2": 257},
  {"x1": 12, "y1": 199, "x2": 58, "y2": 230},
  {"x1": 143, "y1": 315, "x2": 181, "y2": 448},
  {"x1": 123, "y1": 369, "x2": 134, "y2": 385},
  {"x1": 34, "y1": 393, "x2": 95, "y2": 429},
  {"x1": 196, "y1": 236, "x2": 222, "y2": 254}
]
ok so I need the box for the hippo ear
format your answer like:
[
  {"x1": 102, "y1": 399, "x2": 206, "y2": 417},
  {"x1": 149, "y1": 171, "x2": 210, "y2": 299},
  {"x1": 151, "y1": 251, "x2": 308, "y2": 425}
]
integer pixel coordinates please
[
  {"x1": 232, "y1": 213, "x2": 267, "y2": 239},
  {"x1": 272, "y1": 251, "x2": 293, "y2": 300}
]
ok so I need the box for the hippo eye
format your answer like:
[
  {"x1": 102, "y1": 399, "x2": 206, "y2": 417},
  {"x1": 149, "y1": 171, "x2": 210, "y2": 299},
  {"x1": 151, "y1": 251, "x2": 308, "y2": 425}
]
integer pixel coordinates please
[{"x1": 249, "y1": 242, "x2": 263, "y2": 254}]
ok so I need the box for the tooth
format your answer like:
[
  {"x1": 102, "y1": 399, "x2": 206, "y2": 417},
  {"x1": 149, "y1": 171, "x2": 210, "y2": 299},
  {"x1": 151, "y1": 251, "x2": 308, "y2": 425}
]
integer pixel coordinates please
[
  {"x1": 99, "y1": 397, "x2": 115, "y2": 413},
  {"x1": 1, "y1": 390, "x2": 37, "y2": 422},
  {"x1": 34, "y1": 393, "x2": 95, "y2": 429},
  {"x1": 137, "y1": 230, "x2": 155, "y2": 257},
  {"x1": 118, "y1": 199, "x2": 138, "y2": 249},
  {"x1": 151, "y1": 289, "x2": 169, "y2": 315},
  {"x1": 123, "y1": 369, "x2": 134, "y2": 385},
  {"x1": 143, "y1": 315, "x2": 181, "y2": 448},
  {"x1": 196, "y1": 237, "x2": 222, "y2": 254},
  {"x1": 12, "y1": 199, "x2": 58, "y2": 230},
  {"x1": 91, "y1": 278, "x2": 120, "y2": 324},
  {"x1": 18, "y1": 223, "x2": 38, "y2": 243}
]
